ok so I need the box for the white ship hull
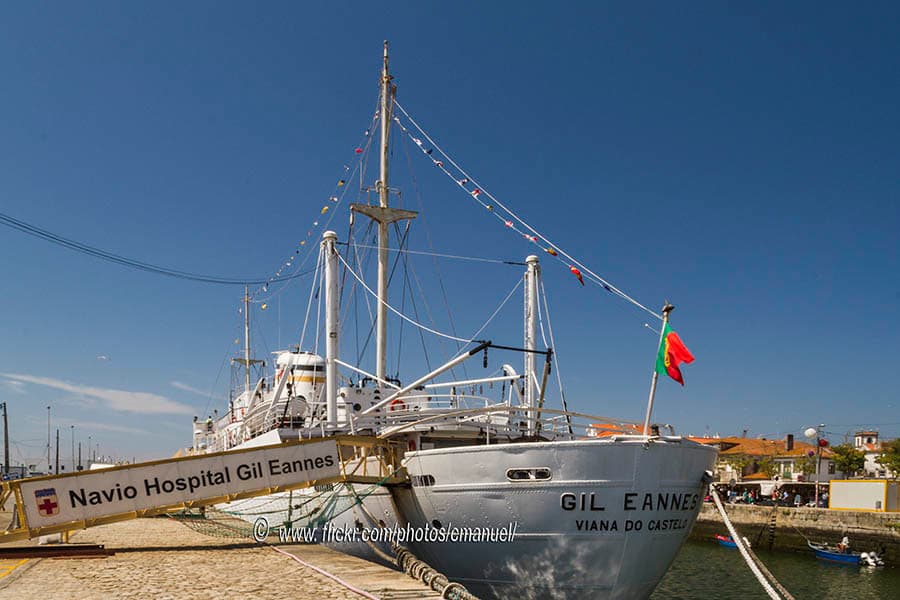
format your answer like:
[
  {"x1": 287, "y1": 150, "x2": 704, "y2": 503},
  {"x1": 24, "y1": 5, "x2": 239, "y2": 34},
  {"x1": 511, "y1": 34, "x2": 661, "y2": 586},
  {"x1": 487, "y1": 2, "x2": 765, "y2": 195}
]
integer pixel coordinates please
[
  {"x1": 227, "y1": 436, "x2": 716, "y2": 599},
  {"x1": 392, "y1": 438, "x2": 716, "y2": 599}
]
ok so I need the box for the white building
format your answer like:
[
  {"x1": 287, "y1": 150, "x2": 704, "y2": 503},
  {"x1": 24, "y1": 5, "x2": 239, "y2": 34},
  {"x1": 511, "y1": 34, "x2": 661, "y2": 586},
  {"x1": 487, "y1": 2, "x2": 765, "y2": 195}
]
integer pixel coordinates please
[{"x1": 855, "y1": 431, "x2": 895, "y2": 478}]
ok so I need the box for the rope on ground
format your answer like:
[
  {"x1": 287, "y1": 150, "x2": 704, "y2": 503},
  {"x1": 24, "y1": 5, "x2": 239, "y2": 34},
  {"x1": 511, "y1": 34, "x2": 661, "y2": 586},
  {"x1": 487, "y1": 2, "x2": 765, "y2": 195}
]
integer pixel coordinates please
[
  {"x1": 270, "y1": 544, "x2": 382, "y2": 600},
  {"x1": 710, "y1": 486, "x2": 789, "y2": 600}
]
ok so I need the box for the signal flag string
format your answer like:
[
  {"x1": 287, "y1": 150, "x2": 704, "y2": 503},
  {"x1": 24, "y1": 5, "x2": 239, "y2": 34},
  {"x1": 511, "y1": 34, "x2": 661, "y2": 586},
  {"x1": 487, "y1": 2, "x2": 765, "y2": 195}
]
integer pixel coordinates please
[
  {"x1": 392, "y1": 100, "x2": 662, "y2": 321},
  {"x1": 249, "y1": 103, "x2": 382, "y2": 304}
]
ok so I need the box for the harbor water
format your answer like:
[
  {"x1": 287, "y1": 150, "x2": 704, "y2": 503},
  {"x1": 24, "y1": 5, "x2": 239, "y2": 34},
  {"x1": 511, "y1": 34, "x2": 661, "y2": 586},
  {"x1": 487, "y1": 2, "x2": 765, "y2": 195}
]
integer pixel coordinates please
[{"x1": 652, "y1": 540, "x2": 899, "y2": 599}]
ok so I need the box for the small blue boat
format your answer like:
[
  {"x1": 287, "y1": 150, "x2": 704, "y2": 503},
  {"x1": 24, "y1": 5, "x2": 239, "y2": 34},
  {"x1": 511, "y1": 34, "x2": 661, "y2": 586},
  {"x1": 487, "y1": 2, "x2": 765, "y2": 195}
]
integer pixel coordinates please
[
  {"x1": 807, "y1": 541, "x2": 861, "y2": 564},
  {"x1": 715, "y1": 534, "x2": 737, "y2": 548}
]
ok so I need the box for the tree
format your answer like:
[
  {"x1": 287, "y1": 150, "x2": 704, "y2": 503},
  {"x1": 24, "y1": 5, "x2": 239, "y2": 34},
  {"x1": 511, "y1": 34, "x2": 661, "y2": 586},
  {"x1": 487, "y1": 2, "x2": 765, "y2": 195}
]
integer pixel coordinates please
[
  {"x1": 830, "y1": 444, "x2": 866, "y2": 478},
  {"x1": 876, "y1": 439, "x2": 900, "y2": 479},
  {"x1": 757, "y1": 456, "x2": 778, "y2": 479},
  {"x1": 795, "y1": 454, "x2": 817, "y2": 477},
  {"x1": 721, "y1": 455, "x2": 751, "y2": 479}
]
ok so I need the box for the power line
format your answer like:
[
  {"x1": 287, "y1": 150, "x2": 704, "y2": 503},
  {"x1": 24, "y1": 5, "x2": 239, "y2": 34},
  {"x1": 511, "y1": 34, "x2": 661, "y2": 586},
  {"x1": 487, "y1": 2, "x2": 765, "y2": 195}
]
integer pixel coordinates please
[{"x1": 0, "y1": 211, "x2": 313, "y2": 285}]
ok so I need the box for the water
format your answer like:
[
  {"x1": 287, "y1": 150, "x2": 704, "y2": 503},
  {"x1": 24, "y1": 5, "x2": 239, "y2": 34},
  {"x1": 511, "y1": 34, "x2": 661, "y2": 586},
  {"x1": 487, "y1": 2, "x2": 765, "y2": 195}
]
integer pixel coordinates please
[{"x1": 652, "y1": 541, "x2": 899, "y2": 599}]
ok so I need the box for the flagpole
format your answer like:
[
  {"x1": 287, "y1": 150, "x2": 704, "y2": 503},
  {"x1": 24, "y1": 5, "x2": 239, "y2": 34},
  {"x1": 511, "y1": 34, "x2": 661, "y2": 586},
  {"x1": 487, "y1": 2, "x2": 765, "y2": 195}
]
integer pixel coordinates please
[{"x1": 642, "y1": 302, "x2": 674, "y2": 436}]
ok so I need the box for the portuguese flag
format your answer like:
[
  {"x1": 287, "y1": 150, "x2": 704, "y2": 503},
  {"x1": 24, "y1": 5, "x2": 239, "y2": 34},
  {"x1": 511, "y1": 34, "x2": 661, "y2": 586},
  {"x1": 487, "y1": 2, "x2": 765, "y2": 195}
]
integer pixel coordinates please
[{"x1": 655, "y1": 323, "x2": 694, "y2": 385}]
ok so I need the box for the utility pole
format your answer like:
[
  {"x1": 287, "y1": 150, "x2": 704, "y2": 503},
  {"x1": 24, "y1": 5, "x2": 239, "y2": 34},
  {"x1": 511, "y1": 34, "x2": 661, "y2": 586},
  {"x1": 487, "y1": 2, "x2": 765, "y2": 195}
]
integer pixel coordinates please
[
  {"x1": 55, "y1": 428, "x2": 60, "y2": 475},
  {"x1": 88, "y1": 435, "x2": 92, "y2": 464},
  {"x1": 70, "y1": 424, "x2": 75, "y2": 473},
  {"x1": 1, "y1": 402, "x2": 9, "y2": 477},
  {"x1": 77, "y1": 441, "x2": 82, "y2": 471},
  {"x1": 47, "y1": 405, "x2": 52, "y2": 473},
  {"x1": 815, "y1": 423, "x2": 825, "y2": 507}
]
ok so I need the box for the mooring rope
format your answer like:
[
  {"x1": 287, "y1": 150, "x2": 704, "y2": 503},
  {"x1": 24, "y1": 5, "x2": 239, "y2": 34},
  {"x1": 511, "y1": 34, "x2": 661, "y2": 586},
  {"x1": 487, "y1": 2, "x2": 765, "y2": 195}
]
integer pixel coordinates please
[
  {"x1": 710, "y1": 487, "x2": 790, "y2": 600},
  {"x1": 744, "y1": 542, "x2": 796, "y2": 600},
  {"x1": 345, "y1": 482, "x2": 480, "y2": 600},
  {"x1": 789, "y1": 523, "x2": 817, "y2": 544},
  {"x1": 392, "y1": 543, "x2": 480, "y2": 600}
]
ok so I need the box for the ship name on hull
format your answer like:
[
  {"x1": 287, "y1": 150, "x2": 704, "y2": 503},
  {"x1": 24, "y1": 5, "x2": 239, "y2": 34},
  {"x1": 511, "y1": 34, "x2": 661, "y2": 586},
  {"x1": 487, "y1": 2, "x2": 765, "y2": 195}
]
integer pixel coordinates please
[{"x1": 561, "y1": 491, "x2": 699, "y2": 534}]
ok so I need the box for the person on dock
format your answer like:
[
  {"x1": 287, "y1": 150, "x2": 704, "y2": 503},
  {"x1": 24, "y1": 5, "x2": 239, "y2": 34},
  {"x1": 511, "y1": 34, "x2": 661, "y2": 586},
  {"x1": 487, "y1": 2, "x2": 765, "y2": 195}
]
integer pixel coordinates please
[{"x1": 793, "y1": 493, "x2": 802, "y2": 507}]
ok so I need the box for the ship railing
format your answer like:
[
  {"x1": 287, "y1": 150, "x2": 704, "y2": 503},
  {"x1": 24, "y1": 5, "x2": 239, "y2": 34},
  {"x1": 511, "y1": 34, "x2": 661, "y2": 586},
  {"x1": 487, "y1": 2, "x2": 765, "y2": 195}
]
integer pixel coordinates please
[
  {"x1": 378, "y1": 393, "x2": 497, "y2": 412},
  {"x1": 240, "y1": 408, "x2": 278, "y2": 437},
  {"x1": 374, "y1": 405, "x2": 642, "y2": 442},
  {"x1": 237, "y1": 394, "x2": 314, "y2": 437}
]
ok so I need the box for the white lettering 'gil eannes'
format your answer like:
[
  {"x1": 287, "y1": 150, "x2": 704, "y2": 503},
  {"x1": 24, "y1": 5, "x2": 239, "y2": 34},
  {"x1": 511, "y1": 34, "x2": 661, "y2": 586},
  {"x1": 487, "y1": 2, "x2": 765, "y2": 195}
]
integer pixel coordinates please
[{"x1": 19, "y1": 439, "x2": 339, "y2": 528}]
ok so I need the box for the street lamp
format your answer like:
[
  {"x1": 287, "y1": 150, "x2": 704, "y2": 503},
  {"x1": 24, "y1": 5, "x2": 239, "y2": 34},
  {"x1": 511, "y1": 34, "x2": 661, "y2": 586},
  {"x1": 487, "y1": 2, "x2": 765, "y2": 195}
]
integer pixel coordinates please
[
  {"x1": 804, "y1": 424, "x2": 827, "y2": 507},
  {"x1": 70, "y1": 425, "x2": 75, "y2": 473}
]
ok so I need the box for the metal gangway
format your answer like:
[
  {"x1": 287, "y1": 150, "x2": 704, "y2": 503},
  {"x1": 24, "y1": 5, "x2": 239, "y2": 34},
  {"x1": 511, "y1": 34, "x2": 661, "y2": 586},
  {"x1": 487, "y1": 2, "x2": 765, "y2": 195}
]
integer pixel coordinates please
[{"x1": 0, "y1": 434, "x2": 404, "y2": 543}]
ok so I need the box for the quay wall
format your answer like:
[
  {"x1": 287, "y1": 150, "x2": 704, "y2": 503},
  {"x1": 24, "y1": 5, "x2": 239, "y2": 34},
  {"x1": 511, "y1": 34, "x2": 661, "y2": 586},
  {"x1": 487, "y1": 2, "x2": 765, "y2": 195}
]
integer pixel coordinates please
[{"x1": 690, "y1": 503, "x2": 900, "y2": 564}]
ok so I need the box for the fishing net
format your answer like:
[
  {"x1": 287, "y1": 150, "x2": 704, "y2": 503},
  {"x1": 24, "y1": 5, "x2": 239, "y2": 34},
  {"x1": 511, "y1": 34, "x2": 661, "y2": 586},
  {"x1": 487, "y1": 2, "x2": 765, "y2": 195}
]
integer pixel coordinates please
[{"x1": 168, "y1": 479, "x2": 388, "y2": 539}]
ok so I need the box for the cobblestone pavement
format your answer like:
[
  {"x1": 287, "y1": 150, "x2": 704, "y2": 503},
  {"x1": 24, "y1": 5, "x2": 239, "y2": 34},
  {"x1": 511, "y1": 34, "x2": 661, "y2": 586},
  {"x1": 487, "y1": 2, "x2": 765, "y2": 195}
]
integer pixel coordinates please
[{"x1": 0, "y1": 517, "x2": 422, "y2": 599}]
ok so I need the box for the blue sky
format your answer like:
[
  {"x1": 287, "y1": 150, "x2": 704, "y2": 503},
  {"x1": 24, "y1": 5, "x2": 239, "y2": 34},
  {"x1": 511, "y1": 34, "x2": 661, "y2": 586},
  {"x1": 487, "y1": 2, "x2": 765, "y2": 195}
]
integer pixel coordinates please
[{"x1": 1, "y1": 2, "x2": 898, "y2": 469}]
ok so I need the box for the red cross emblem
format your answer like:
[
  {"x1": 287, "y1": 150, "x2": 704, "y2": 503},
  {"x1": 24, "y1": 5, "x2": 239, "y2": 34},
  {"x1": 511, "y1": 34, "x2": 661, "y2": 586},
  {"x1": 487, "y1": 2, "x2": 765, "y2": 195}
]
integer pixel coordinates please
[{"x1": 34, "y1": 487, "x2": 59, "y2": 517}]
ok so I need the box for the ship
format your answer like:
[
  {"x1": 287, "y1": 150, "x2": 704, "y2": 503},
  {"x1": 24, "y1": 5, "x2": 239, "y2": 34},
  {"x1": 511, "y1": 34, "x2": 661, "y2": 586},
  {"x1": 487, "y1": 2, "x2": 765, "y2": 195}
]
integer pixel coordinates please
[{"x1": 189, "y1": 42, "x2": 717, "y2": 600}]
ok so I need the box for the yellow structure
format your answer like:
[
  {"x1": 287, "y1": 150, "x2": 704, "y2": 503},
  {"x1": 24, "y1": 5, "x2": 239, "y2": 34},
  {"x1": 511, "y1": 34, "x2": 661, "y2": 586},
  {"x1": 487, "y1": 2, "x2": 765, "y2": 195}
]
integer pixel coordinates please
[{"x1": 828, "y1": 479, "x2": 900, "y2": 512}]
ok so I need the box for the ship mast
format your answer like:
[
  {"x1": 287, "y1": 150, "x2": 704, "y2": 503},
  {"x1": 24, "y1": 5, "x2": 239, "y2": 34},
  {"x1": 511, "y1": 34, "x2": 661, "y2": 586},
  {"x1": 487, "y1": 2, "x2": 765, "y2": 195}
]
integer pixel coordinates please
[
  {"x1": 524, "y1": 255, "x2": 539, "y2": 435},
  {"x1": 376, "y1": 41, "x2": 392, "y2": 382},
  {"x1": 351, "y1": 41, "x2": 416, "y2": 382},
  {"x1": 243, "y1": 285, "x2": 251, "y2": 399},
  {"x1": 232, "y1": 285, "x2": 263, "y2": 411}
]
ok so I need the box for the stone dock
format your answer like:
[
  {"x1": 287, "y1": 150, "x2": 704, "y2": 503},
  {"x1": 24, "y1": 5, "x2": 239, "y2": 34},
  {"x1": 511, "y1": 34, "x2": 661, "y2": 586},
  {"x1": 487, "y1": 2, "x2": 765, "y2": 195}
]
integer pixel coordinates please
[
  {"x1": 691, "y1": 503, "x2": 900, "y2": 563},
  {"x1": 0, "y1": 512, "x2": 444, "y2": 599}
]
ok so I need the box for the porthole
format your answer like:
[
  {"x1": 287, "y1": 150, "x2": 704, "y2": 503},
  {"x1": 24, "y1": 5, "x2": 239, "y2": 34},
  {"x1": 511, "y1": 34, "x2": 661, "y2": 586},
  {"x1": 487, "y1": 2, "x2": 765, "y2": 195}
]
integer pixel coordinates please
[
  {"x1": 410, "y1": 474, "x2": 436, "y2": 487},
  {"x1": 506, "y1": 467, "x2": 552, "y2": 481}
]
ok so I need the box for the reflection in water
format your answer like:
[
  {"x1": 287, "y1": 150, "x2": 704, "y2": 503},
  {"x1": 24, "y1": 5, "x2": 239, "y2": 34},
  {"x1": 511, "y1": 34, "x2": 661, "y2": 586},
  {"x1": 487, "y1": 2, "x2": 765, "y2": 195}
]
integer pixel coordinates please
[
  {"x1": 653, "y1": 541, "x2": 898, "y2": 600},
  {"x1": 485, "y1": 537, "x2": 605, "y2": 600}
]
